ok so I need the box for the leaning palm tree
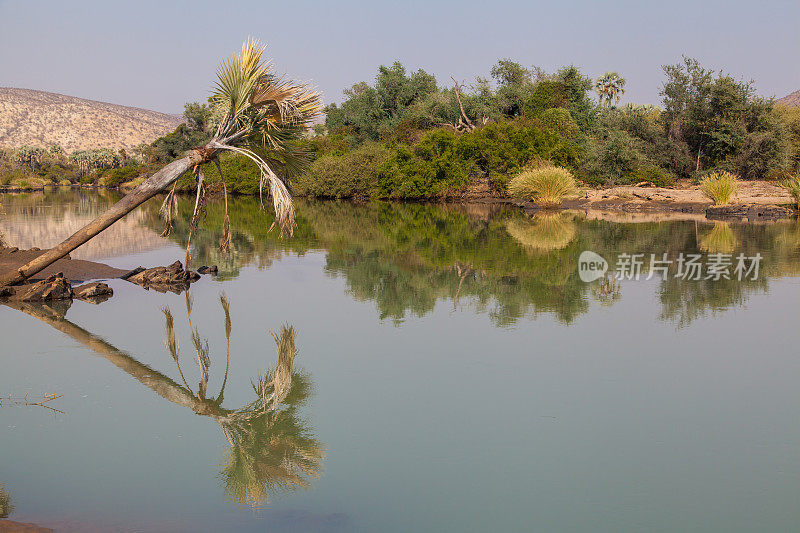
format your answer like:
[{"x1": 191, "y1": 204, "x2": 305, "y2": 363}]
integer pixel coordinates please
[
  {"x1": 595, "y1": 71, "x2": 626, "y2": 109},
  {"x1": 0, "y1": 40, "x2": 321, "y2": 287}
]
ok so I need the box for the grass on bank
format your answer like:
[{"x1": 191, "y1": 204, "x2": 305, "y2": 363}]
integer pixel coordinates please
[
  {"x1": 700, "y1": 171, "x2": 740, "y2": 205},
  {"x1": 781, "y1": 174, "x2": 800, "y2": 210},
  {"x1": 507, "y1": 165, "x2": 578, "y2": 206}
]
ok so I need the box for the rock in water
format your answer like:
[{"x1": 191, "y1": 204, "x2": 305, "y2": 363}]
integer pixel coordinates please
[
  {"x1": 18, "y1": 272, "x2": 74, "y2": 301},
  {"x1": 124, "y1": 261, "x2": 201, "y2": 293},
  {"x1": 197, "y1": 265, "x2": 218, "y2": 275},
  {"x1": 73, "y1": 282, "x2": 113, "y2": 300}
]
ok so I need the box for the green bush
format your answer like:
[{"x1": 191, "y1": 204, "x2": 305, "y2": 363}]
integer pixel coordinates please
[
  {"x1": 294, "y1": 142, "x2": 392, "y2": 198},
  {"x1": 372, "y1": 122, "x2": 580, "y2": 198},
  {"x1": 507, "y1": 165, "x2": 578, "y2": 205},
  {"x1": 780, "y1": 174, "x2": 800, "y2": 209},
  {"x1": 627, "y1": 165, "x2": 676, "y2": 188},
  {"x1": 100, "y1": 165, "x2": 141, "y2": 187},
  {"x1": 582, "y1": 129, "x2": 646, "y2": 185},
  {"x1": 376, "y1": 129, "x2": 477, "y2": 198},
  {"x1": 538, "y1": 108, "x2": 581, "y2": 140}
]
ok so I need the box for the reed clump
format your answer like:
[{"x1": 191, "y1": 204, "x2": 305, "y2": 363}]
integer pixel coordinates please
[
  {"x1": 780, "y1": 174, "x2": 800, "y2": 211},
  {"x1": 507, "y1": 165, "x2": 578, "y2": 206},
  {"x1": 700, "y1": 171, "x2": 740, "y2": 205}
]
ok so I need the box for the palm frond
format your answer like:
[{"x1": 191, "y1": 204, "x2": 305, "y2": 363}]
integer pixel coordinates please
[{"x1": 208, "y1": 40, "x2": 321, "y2": 236}]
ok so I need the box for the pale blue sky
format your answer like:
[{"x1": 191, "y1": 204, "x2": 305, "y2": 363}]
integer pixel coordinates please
[{"x1": 0, "y1": 0, "x2": 797, "y2": 114}]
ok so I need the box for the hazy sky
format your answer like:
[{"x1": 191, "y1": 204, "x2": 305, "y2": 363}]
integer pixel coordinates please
[{"x1": 1, "y1": 0, "x2": 798, "y2": 114}]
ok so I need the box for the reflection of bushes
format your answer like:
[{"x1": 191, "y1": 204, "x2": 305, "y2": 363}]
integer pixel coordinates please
[
  {"x1": 140, "y1": 194, "x2": 800, "y2": 327},
  {"x1": 699, "y1": 223, "x2": 738, "y2": 254},
  {"x1": 505, "y1": 213, "x2": 577, "y2": 252}
]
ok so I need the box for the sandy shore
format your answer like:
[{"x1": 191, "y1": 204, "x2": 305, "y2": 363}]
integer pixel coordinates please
[
  {"x1": 568, "y1": 180, "x2": 794, "y2": 213},
  {"x1": 0, "y1": 248, "x2": 127, "y2": 282}
]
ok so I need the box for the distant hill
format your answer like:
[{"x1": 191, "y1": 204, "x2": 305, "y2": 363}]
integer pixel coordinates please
[
  {"x1": 0, "y1": 87, "x2": 183, "y2": 153},
  {"x1": 777, "y1": 89, "x2": 800, "y2": 107}
]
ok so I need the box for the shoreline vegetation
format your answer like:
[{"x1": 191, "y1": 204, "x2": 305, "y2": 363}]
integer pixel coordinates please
[
  {"x1": 1, "y1": 56, "x2": 799, "y2": 216},
  {"x1": 2, "y1": 193, "x2": 799, "y2": 326}
]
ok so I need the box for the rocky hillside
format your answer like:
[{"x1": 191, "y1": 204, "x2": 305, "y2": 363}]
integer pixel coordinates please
[
  {"x1": 777, "y1": 89, "x2": 800, "y2": 107},
  {"x1": 0, "y1": 87, "x2": 183, "y2": 152}
]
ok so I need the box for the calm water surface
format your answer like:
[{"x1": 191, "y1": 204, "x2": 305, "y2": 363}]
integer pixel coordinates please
[{"x1": 1, "y1": 190, "x2": 799, "y2": 532}]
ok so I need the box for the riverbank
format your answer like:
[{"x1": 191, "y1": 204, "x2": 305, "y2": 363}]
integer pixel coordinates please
[{"x1": 2, "y1": 179, "x2": 797, "y2": 219}]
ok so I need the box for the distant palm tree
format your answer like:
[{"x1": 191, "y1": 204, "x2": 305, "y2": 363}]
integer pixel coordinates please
[
  {"x1": 595, "y1": 72, "x2": 626, "y2": 109},
  {"x1": 1, "y1": 40, "x2": 322, "y2": 287}
]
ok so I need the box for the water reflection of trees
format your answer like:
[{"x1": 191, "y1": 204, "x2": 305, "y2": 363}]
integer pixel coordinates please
[
  {"x1": 143, "y1": 197, "x2": 800, "y2": 327},
  {"x1": 4, "y1": 296, "x2": 323, "y2": 508}
]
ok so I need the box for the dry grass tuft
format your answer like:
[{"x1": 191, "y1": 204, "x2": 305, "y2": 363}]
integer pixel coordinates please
[
  {"x1": 700, "y1": 171, "x2": 740, "y2": 205},
  {"x1": 507, "y1": 165, "x2": 578, "y2": 206},
  {"x1": 780, "y1": 174, "x2": 800, "y2": 210}
]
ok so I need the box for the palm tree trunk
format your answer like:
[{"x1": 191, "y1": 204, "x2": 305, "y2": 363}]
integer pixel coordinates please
[{"x1": 0, "y1": 150, "x2": 206, "y2": 287}]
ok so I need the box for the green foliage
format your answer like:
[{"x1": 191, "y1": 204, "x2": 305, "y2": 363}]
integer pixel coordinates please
[
  {"x1": 490, "y1": 59, "x2": 534, "y2": 118},
  {"x1": 538, "y1": 108, "x2": 581, "y2": 139},
  {"x1": 780, "y1": 174, "x2": 800, "y2": 209},
  {"x1": 376, "y1": 129, "x2": 477, "y2": 198},
  {"x1": 582, "y1": 105, "x2": 688, "y2": 185},
  {"x1": 582, "y1": 129, "x2": 646, "y2": 185},
  {"x1": 99, "y1": 165, "x2": 141, "y2": 187},
  {"x1": 660, "y1": 56, "x2": 790, "y2": 178},
  {"x1": 776, "y1": 105, "x2": 800, "y2": 173},
  {"x1": 183, "y1": 101, "x2": 212, "y2": 132},
  {"x1": 627, "y1": 165, "x2": 676, "y2": 187},
  {"x1": 294, "y1": 142, "x2": 392, "y2": 198},
  {"x1": 150, "y1": 124, "x2": 212, "y2": 164},
  {"x1": 700, "y1": 170, "x2": 740, "y2": 205},
  {"x1": 507, "y1": 165, "x2": 578, "y2": 205},
  {"x1": 523, "y1": 66, "x2": 597, "y2": 131},
  {"x1": 376, "y1": 122, "x2": 580, "y2": 197},
  {"x1": 325, "y1": 62, "x2": 440, "y2": 142}
]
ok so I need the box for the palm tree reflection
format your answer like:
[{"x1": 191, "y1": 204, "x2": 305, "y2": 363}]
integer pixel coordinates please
[{"x1": 4, "y1": 296, "x2": 323, "y2": 508}]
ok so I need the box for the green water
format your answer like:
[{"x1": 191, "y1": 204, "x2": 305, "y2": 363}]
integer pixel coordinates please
[{"x1": 1, "y1": 190, "x2": 799, "y2": 532}]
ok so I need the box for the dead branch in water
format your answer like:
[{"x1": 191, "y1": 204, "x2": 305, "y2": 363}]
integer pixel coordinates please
[{"x1": 0, "y1": 391, "x2": 65, "y2": 415}]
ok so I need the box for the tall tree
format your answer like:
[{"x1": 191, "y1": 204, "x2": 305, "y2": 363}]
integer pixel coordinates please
[{"x1": 660, "y1": 56, "x2": 789, "y2": 176}]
